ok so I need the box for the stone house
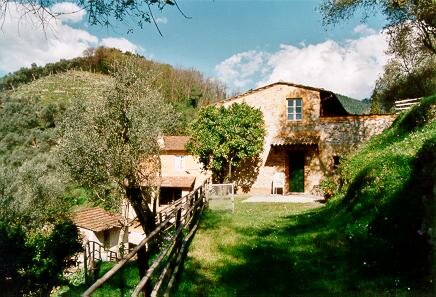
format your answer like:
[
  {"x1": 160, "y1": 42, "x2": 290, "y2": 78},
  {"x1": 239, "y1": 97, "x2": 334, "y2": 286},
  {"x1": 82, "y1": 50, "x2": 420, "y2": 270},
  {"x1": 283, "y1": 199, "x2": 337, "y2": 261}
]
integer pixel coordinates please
[{"x1": 216, "y1": 82, "x2": 395, "y2": 195}]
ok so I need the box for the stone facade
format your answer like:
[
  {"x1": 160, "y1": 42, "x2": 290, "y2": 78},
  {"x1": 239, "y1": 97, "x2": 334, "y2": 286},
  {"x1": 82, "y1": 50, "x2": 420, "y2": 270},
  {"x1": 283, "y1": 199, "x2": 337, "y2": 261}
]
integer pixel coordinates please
[{"x1": 216, "y1": 82, "x2": 395, "y2": 195}]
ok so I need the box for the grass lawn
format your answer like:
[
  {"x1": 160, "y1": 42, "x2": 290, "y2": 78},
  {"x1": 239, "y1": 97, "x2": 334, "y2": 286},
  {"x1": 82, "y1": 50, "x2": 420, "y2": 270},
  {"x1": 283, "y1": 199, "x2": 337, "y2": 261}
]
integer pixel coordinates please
[
  {"x1": 55, "y1": 262, "x2": 140, "y2": 297},
  {"x1": 175, "y1": 198, "x2": 431, "y2": 297}
]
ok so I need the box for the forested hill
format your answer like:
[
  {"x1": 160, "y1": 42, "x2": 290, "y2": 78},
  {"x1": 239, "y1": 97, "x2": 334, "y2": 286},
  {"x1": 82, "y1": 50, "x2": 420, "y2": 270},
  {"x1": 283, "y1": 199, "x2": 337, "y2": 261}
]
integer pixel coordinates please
[{"x1": 0, "y1": 47, "x2": 226, "y2": 107}]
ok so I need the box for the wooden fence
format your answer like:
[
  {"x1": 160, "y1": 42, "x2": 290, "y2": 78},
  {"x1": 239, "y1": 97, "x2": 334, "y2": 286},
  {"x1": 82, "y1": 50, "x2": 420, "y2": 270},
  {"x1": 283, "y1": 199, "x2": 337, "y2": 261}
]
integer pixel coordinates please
[
  {"x1": 394, "y1": 98, "x2": 421, "y2": 113},
  {"x1": 82, "y1": 179, "x2": 208, "y2": 297}
]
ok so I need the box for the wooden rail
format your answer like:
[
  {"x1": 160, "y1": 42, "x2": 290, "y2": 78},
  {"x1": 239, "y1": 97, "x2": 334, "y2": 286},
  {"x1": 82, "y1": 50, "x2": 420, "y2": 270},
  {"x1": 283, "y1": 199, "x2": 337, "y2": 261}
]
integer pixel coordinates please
[
  {"x1": 394, "y1": 98, "x2": 421, "y2": 112},
  {"x1": 82, "y1": 179, "x2": 208, "y2": 297}
]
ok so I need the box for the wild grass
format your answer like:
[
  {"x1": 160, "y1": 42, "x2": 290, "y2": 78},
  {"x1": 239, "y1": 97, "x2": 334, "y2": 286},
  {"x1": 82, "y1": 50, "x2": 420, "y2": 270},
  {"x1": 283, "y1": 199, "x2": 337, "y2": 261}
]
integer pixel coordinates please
[{"x1": 55, "y1": 262, "x2": 139, "y2": 297}]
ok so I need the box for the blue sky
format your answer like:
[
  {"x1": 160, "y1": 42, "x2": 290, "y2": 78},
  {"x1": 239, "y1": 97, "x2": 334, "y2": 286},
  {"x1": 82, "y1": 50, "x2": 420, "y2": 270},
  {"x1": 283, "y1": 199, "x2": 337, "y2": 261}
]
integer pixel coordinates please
[{"x1": 0, "y1": 0, "x2": 389, "y2": 99}]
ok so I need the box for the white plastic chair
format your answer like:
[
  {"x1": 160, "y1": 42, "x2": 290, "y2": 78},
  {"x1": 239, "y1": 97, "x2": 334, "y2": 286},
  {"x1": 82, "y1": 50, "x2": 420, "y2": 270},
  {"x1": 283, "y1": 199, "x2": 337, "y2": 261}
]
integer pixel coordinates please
[{"x1": 272, "y1": 172, "x2": 285, "y2": 195}]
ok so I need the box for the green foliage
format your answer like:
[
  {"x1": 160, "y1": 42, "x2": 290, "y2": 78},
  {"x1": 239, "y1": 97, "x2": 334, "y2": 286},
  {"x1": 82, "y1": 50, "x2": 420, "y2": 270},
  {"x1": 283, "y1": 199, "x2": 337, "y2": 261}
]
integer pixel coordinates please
[
  {"x1": 320, "y1": 176, "x2": 337, "y2": 200},
  {"x1": 0, "y1": 220, "x2": 82, "y2": 296},
  {"x1": 320, "y1": 0, "x2": 435, "y2": 54},
  {"x1": 321, "y1": 0, "x2": 436, "y2": 110},
  {"x1": 335, "y1": 93, "x2": 371, "y2": 115},
  {"x1": 0, "y1": 82, "x2": 89, "y2": 296},
  {"x1": 59, "y1": 56, "x2": 177, "y2": 209},
  {"x1": 2, "y1": 0, "x2": 178, "y2": 33},
  {"x1": 372, "y1": 56, "x2": 436, "y2": 111},
  {"x1": 55, "y1": 261, "x2": 140, "y2": 296},
  {"x1": 187, "y1": 103, "x2": 266, "y2": 189}
]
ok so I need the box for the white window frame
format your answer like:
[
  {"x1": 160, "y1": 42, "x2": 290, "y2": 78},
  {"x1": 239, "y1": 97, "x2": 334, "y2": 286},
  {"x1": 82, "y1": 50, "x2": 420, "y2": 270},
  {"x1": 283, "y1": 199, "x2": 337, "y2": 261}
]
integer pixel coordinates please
[
  {"x1": 174, "y1": 155, "x2": 184, "y2": 171},
  {"x1": 287, "y1": 98, "x2": 303, "y2": 121}
]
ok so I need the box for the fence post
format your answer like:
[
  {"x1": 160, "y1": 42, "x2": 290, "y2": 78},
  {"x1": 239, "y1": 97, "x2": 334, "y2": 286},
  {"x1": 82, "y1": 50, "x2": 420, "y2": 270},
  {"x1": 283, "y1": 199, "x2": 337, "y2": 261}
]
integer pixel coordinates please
[
  {"x1": 84, "y1": 243, "x2": 88, "y2": 283},
  {"x1": 175, "y1": 207, "x2": 182, "y2": 251}
]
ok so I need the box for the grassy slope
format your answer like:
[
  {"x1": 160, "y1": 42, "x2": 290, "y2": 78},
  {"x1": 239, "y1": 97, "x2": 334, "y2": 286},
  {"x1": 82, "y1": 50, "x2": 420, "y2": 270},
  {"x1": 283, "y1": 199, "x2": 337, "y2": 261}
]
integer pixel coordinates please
[
  {"x1": 8, "y1": 70, "x2": 113, "y2": 104},
  {"x1": 176, "y1": 95, "x2": 435, "y2": 296}
]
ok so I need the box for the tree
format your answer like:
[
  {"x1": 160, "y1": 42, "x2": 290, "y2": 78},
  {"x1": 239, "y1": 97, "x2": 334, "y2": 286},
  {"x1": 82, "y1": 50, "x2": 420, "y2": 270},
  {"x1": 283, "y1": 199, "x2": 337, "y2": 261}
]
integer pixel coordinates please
[
  {"x1": 187, "y1": 103, "x2": 265, "y2": 191},
  {"x1": 0, "y1": 0, "x2": 186, "y2": 35},
  {"x1": 320, "y1": 0, "x2": 436, "y2": 109},
  {"x1": 58, "y1": 56, "x2": 177, "y2": 278},
  {"x1": 371, "y1": 56, "x2": 436, "y2": 112},
  {"x1": 320, "y1": 0, "x2": 435, "y2": 55}
]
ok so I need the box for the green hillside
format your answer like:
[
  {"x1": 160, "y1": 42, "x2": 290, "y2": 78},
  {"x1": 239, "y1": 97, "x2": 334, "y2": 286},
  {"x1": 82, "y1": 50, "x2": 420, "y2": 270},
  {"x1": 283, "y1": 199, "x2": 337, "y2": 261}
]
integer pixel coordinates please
[
  {"x1": 0, "y1": 47, "x2": 226, "y2": 106},
  {"x1": 328, "y1": 94, "x2": 435, "y2": 287}
]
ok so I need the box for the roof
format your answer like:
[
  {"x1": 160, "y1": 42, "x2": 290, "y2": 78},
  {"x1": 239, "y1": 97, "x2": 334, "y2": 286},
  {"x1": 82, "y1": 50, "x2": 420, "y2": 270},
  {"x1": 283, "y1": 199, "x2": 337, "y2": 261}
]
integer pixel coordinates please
[
  {"x1": 161, "y1": 176, "x2": 196, "y2": 189},
  {"x1": 216, "y1": 81, "x2": 328, "y2": 105},
  {"x1": 215, "y1": 81, "x2": 370, "y2": 116},
  {"x1": 72, "y1": 207, "x2": 121, "y2": 232},
  {"x1": 272, "y1": 134, "x2": 320, "y2": 146},
  {"x1": 162, "y1": 136, "x2": 190, "y2": 151}
]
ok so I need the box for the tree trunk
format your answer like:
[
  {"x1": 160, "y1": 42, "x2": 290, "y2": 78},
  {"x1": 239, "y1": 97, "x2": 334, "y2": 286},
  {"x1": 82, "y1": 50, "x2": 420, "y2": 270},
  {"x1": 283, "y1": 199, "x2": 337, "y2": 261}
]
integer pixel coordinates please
[
  {"x1": 125, "y1": 185, "x2": 157, "y2": 295},
  {"x1": 226, "y1": 157, "x2": 233, "y2": 183}
]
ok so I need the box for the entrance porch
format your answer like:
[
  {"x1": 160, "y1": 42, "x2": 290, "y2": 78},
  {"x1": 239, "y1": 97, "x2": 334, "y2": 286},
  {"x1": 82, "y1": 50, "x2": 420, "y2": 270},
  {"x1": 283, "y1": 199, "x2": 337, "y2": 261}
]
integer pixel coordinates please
[{"x1": 264, "y1": 135, "x2": 321, "y2": 195}]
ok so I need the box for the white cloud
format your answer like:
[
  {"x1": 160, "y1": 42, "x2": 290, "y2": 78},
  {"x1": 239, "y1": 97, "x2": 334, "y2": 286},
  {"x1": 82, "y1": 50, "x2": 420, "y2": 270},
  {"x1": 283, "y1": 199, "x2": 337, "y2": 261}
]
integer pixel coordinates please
[
  {"x1": 215, "y1": 26, "x2": 389, "y2": 99},
  {"x1": 353, "y1": 24, "x2": 376, "y2": 36},
  {"x1": 100, "y1": 38, "x2": 141, "y2": 53},
  {"x1": 155, "y1": 17, "x2": 168, "y2": 24},
  {"x1": 215, "y1": 51, "x2": 270, "y2": 89},
  {"x1": 0, "y1": 2, "x2": 142, "y2": 73}
]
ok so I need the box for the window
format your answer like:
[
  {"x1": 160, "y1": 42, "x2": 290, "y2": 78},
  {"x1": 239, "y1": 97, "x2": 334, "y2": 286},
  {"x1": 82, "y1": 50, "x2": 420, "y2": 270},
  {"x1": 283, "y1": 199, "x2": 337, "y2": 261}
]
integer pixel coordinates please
[
  {"x1": 175, "y1": 156, "x2": 184, "y2": 171},
  {"x1": 287, "y1": 98, "x2": 303, "y2": 120}
]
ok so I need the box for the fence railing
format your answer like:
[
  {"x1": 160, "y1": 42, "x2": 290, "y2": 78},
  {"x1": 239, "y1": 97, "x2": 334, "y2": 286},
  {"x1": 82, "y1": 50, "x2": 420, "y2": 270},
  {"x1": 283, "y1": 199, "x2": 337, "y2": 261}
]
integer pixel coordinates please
[
  {"x1": 82, "y1": 179, "x2": 209, "y2": 297},
  {"x1": 394, "y1": 98, "x2": 421, "y2": 113},
  {"x1": 208, "y1": 183, "x2": 235, "y2": 213}
]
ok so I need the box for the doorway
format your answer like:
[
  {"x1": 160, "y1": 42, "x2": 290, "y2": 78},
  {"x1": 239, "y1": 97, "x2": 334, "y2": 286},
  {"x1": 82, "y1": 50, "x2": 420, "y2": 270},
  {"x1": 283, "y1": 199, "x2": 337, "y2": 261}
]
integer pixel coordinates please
[{"x1": 289, "y1": 152, "x2": 304, "y2": 192}]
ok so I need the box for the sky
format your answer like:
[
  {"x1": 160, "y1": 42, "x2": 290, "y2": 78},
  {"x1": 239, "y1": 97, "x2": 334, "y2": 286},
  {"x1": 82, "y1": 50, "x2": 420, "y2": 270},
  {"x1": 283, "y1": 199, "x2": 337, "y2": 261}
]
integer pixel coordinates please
[{"x1": 0, "y1": 0, "x2": 390, "y2": 99}]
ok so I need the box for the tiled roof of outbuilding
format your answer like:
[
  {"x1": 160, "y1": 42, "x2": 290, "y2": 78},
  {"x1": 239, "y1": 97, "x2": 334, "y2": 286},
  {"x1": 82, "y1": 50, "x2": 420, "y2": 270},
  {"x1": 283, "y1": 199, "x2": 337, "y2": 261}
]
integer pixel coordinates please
[
  {"x1": 72, "y1": 207, "x2": 121, "y2": 232},
  {"x1": 160, "y1": 176, "x2": 196, "y2": 189},
  {"x1": 271, "y1": 134, "x2": 320, "y2": 146},
  {"x1": 162, "y1": 136, "x2": 190, "y2": 151}
]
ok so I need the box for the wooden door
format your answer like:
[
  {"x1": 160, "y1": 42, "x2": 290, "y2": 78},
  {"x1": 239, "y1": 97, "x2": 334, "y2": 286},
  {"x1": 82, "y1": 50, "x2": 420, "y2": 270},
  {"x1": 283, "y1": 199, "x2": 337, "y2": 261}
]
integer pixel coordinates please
[{"x1": 289, "y1": 152, "x2": 304, "y2": 192}]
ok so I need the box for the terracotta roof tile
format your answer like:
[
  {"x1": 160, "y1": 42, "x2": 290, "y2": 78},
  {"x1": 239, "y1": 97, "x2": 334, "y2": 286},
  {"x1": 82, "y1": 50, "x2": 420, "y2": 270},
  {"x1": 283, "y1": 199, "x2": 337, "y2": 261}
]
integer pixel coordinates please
[
  {"x1": 72, "y1": 207, "x2": 121, "y2": 232},
  {"x1": 272, "y1": 135, "x2": 320, "y2": 146},
  {"x1": 161, "y1": 176, "x2": 196, "y2": 189},
  {"x1": 162, "y1": 136, "x2": 190, "y2": 151}
]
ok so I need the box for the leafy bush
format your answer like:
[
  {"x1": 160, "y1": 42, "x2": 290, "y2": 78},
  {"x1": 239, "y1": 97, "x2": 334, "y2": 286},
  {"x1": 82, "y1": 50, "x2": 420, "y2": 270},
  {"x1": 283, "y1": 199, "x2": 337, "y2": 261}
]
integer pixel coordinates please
[
  {"x1": 320, "y1": 177, "x2": 337, "y2": 200},
  {"x1": 0, "y1": 220, "x2": 82, "y2": 296}
]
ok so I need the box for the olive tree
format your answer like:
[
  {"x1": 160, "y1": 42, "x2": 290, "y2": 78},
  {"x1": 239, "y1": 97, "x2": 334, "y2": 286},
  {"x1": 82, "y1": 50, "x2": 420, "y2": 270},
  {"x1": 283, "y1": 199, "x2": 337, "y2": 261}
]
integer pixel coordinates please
[
  {"x1": 320, "y1": 0, "x2": 435, "y2": 55},
  {"x1": 58, "y1": 56, "x2": 177, "y2": 276},
  {"x1": 187, "y1": 103, "x2": 265, "y2": 192},
  {"x1": 0, "y1": 0, "x2": 185, "y2": 35},
  {"x1": 320, "y1": 0, "x2": 436, "y2": 109}
]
